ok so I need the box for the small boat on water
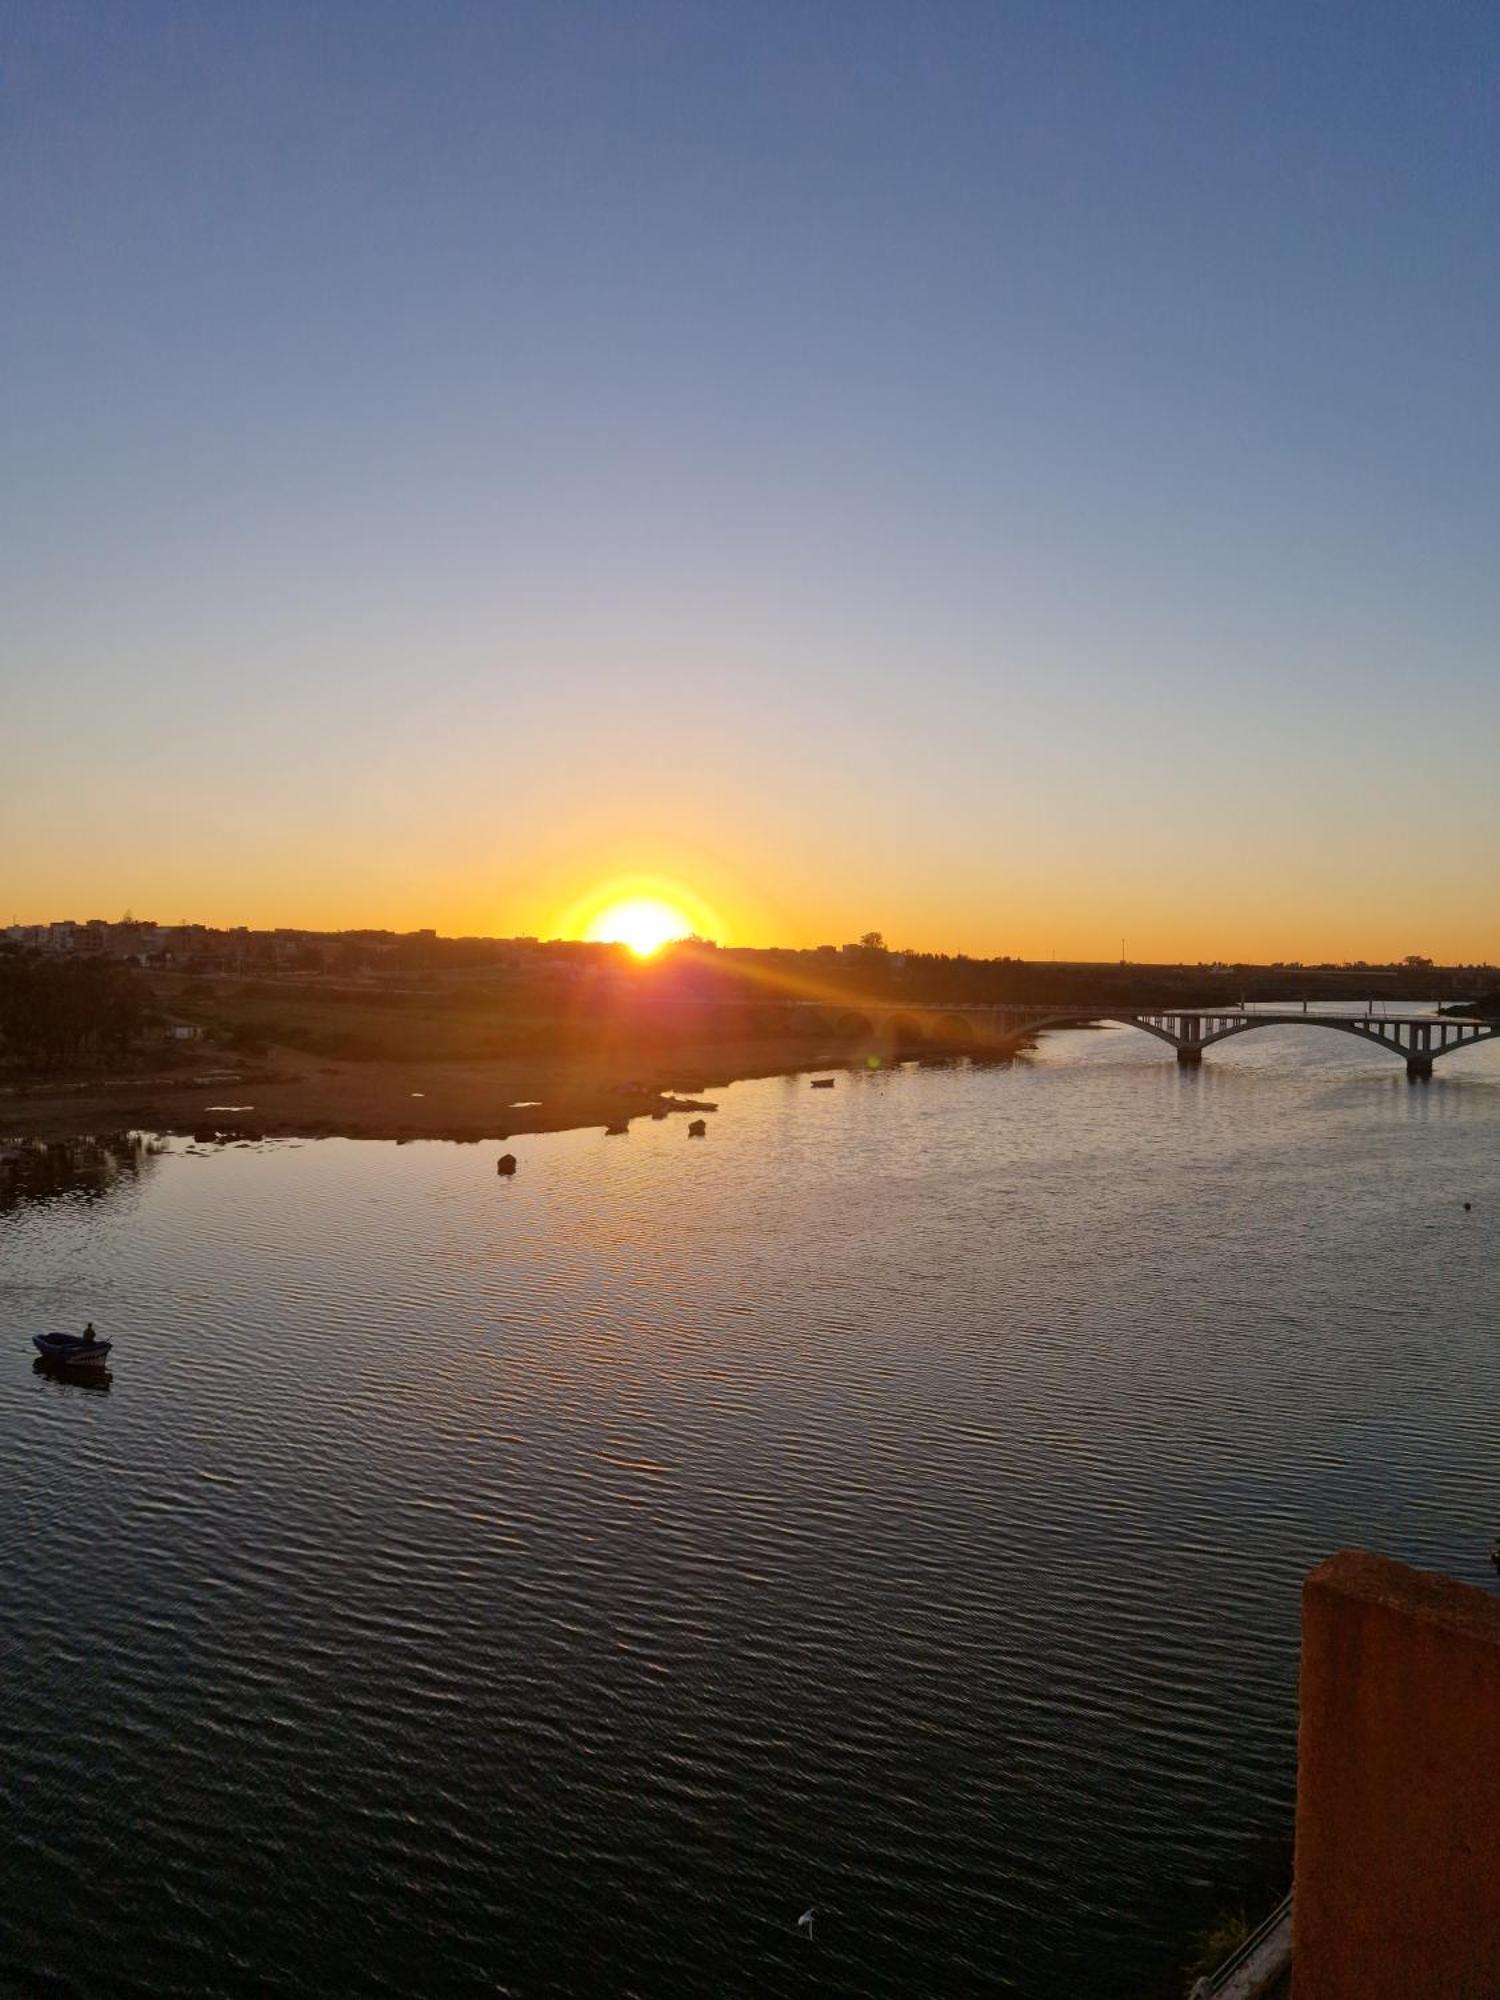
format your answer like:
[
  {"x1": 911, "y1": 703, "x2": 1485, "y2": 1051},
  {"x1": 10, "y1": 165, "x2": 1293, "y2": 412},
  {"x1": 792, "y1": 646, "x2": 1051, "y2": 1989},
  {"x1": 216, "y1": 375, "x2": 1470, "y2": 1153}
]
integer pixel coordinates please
[{"x1": 33, "y1": 1331, "x2": 112, "y2": 1370}]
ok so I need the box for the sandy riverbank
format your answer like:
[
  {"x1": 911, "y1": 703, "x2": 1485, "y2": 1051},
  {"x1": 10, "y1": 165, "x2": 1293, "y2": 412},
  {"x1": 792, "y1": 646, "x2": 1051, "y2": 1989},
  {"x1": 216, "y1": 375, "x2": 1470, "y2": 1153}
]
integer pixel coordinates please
[{"x1": 0, "y1": 1032, "x2": 1026, "y2": 1144}]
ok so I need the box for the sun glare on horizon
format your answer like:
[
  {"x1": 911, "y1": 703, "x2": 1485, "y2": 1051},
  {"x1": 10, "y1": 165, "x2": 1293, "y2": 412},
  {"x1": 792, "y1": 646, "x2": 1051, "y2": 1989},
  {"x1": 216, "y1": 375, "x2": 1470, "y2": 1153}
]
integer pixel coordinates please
[
  {"x1": 585, "y1": 896, "x2": 694, "y2": 957},
  {"x1": 555, "y1": 873, "x2": 727, "y2": 955}
]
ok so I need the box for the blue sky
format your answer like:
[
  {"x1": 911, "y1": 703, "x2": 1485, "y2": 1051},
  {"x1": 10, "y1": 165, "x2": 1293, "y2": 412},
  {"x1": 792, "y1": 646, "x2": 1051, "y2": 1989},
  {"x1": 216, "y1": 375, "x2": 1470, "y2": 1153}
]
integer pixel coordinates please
[{"x1": 4, "y1": 2, "x2": 1497, "y2": 957}]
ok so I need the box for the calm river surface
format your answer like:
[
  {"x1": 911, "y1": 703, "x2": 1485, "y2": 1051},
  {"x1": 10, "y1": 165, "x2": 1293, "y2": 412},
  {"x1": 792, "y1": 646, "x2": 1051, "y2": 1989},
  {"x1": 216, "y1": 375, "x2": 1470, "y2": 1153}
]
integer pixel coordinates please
[{"x1": 4, "y1": 1014, "x2": 1499, "y2": 1997}]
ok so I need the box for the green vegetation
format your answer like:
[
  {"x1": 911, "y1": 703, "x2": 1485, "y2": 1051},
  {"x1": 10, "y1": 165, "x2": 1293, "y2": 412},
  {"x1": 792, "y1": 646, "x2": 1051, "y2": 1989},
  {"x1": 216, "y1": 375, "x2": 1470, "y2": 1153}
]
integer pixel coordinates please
[
  {"x1": 1182, "y1": 1910, "x2": 1249, "y2": 1990},
  {"x1": 0, "y1": 956, "x2": 143, "y2": 1070},
  {"x1": 178, "y1": 980, "x2": 537, "y2": 1062},
  {"x1": 1442, "y1": 991, "x2": 1500, "y2": 1020},
  {"x1": 156, "y1": 973, "x2": 820, "y2": 1065}
]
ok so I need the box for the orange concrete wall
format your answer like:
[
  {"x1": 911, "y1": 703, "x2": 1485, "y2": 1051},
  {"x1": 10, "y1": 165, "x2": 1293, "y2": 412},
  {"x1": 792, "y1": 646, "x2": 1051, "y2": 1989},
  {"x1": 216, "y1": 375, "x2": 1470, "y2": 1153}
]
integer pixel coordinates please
[{"x1": 1293, "y1": 1549, "x2": 1500, "y2": 2000}]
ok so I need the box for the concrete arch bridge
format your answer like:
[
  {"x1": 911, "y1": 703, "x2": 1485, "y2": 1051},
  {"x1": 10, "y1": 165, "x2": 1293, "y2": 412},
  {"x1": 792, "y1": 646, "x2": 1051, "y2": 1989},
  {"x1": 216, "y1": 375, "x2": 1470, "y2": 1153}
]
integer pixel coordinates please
[{"x1": 801, "y1": 1003, "x2": 1498, "y2": 1080}]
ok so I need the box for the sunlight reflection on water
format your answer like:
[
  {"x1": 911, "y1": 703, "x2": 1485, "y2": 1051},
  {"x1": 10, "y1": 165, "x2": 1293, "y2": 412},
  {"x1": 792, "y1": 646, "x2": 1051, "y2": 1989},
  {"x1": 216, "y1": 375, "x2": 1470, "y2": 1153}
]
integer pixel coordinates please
[{"x1": 2, "y1": 1020, "x2": 1499, "y2": 1996}]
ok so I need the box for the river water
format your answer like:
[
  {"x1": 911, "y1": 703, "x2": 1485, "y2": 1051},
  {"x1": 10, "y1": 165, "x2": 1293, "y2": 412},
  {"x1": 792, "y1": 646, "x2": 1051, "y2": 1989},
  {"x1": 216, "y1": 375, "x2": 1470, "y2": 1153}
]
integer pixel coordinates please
[{"x1": 3, "y1": 1014, "x2": 1498, "y2": 1997}]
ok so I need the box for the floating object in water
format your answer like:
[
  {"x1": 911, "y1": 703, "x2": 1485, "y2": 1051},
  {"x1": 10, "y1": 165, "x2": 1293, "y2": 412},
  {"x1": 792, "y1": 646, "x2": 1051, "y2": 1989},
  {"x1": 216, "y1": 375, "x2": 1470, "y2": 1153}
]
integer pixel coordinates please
[
  {"x1": 797, "y1": 1907, "x2": 815, "y2": 1938},
  {"x1": 687, "y1": 1119, "x2": 707, "y2": 1138},
  {"x1": 1464, "y1": 1201, "x2": 1472, "y2": 1211},
  {"x1": 811, "y1": 1078, "x2": 835, "y2": 1090},
  {"x1": 496, "y1": 1153, "x2": 518, "y2": 1176},
  {"x1": 33, "y1": 1330, "x2": 111, "y2": 1371}
]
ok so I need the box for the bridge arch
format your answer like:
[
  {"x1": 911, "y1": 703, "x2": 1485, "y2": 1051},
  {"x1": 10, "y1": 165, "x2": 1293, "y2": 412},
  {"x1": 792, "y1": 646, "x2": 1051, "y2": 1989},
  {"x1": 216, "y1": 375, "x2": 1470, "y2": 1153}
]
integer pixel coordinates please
[
  {"x1": 1014, "y1": 1012, "x2": 1185, "y2": 1050},
  {"x1": 1017, "y1": 1010, "x2": 1500, "y2": 1073},
  {"x1": 1419, "y1": 1030, "x2": 1500, "y2": 1066},
  {"x1": 885, "y1": 1012, "x2": 931, "y2": 1049},
  {"x1": 1193, "y1": 1016, "x2": 1402, "y2": 1055},
  {"x1": 1186, "y1": 1016, "x2": 1498, "y2": 1066},
  {"x1": 798, "y1": 1007, "x2": 838, "y2": 1038}
]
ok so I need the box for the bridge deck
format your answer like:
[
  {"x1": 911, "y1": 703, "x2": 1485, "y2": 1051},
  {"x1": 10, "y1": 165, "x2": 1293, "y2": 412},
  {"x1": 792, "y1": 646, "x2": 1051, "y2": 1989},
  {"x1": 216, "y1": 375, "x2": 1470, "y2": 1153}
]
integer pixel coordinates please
[
  {"x1": 902, "y1": 1005, "x2": 1475, "y2": 1025},
  {"x1": 831, "y1": 1002, "x2": 1497, "y2": 1069},
  {"x1": 1132, "y1": 1009, "x2": 1460, "y2": 1025}
]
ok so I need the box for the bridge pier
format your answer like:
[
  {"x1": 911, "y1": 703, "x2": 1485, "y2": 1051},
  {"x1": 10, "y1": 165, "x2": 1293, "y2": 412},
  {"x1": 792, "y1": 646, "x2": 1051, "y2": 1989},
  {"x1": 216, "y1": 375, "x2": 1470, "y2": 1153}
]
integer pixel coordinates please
[
  {"x1": 1406, "y1": 1058, "x2": 1433, "y2": 1081},
  {"x1": 1176, "y1": 1046, "x2": 1202, "y2": 1067}
]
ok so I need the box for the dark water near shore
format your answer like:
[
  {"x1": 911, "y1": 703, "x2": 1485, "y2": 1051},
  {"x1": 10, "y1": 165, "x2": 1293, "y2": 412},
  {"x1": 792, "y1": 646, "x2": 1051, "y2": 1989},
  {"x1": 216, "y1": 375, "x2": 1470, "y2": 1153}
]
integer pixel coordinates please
[{"x1": 3, "y1": 1014, "x2": 1499, "y2": 1997}]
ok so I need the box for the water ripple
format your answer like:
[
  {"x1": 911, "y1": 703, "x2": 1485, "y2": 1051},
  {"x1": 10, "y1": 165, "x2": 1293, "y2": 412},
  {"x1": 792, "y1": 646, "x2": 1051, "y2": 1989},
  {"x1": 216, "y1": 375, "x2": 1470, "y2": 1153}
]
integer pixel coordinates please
[{"x1": 2, "y1": 1031, "x2": 1499, "y2": 1994}]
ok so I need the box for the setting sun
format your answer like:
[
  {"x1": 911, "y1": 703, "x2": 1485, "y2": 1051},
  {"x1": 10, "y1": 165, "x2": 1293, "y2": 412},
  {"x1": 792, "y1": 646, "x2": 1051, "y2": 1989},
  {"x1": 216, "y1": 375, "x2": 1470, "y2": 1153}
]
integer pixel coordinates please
[
  {"x1": 585, "y1": 896, "x2": 694, "y2": 957},
  {"x1": 555, "y1": 874, "x2": 726, "y2": 954}
]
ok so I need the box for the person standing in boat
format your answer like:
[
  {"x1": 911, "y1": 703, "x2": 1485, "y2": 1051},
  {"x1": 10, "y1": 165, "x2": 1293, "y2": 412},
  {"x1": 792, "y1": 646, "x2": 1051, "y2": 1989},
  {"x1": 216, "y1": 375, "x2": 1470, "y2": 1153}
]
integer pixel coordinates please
[{"x1": 82, "y1": 1322, "x2": 96, "y2": 1344}]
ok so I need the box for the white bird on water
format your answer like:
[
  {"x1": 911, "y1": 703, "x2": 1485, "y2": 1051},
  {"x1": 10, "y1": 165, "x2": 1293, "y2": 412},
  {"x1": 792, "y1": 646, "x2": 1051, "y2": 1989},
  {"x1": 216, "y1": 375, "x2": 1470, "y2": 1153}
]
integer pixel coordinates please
[{"x1": 798, "y1": 1908, "x2": 815, "y2": 1939}]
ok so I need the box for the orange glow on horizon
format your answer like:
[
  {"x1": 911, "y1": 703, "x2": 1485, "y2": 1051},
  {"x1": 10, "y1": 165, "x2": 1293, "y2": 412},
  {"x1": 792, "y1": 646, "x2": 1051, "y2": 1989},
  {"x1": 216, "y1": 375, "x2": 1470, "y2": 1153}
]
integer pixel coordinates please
[
  {"x1": 555, "y1": 875, "x2": 727, "y2": 956},
  {"x1": 585, "y1": 896, "x2": 693, "y2": 957}
]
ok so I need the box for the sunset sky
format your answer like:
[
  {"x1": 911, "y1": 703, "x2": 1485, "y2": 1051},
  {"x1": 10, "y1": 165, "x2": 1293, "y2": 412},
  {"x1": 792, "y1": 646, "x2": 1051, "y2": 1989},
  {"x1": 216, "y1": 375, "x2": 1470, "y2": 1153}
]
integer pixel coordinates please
[{"x1": 5, "y1": 3, "x2": 1498, "y2": 962}]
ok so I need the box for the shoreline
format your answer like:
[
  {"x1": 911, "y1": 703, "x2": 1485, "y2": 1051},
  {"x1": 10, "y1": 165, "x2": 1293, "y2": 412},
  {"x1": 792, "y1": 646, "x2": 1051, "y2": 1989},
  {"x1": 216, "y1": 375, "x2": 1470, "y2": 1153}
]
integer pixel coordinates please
[{"x1": 0, "y1": 1032, "x2": 1027, "y2": 1146}]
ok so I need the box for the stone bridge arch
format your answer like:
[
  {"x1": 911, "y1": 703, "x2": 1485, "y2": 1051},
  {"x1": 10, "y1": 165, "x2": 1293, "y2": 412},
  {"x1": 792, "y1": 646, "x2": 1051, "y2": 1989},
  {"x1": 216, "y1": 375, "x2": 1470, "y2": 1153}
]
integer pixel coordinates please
[{"x1": 885, "y1": 1012, "x2": 931, "y2": 1050}]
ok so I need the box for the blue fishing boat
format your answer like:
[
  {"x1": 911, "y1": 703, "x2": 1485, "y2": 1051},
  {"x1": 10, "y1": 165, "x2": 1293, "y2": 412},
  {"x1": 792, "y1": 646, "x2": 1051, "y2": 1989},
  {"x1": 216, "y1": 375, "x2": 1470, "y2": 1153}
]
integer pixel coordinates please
[{"x1": 33, "y1": 1331, "x2": 112, "y2": 1370}]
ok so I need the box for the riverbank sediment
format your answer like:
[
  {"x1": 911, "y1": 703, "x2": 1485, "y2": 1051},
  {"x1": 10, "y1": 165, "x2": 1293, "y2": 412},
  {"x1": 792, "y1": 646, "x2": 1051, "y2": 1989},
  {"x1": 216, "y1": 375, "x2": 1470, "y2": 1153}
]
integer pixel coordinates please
[{"x1": 0, "y1": 1032, "x2": 1026, "y2": 1144}]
